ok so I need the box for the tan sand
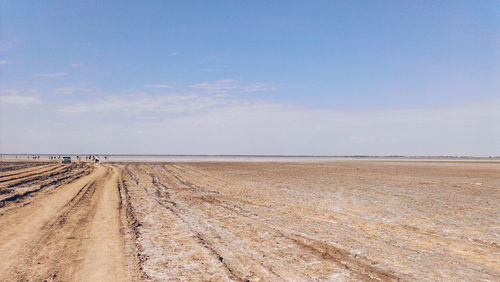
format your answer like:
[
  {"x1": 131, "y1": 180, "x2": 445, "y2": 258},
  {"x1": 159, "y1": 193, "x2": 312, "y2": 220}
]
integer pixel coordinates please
[{"x1": 0, "y1": 159, "x2": 498, "y2": 281}]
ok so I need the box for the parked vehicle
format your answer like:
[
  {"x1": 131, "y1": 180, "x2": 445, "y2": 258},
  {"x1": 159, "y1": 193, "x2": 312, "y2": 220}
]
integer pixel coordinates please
[{"x1": 62, "y1": 156, "x2": 71, "y2": 164}]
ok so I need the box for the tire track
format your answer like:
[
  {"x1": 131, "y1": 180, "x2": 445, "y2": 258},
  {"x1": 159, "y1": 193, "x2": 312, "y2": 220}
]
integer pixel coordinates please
[
  {"x1": 0, "y1": 164, "x2": 60, "y2": 182},
  {"x1": 0, "y1": 164, "x2": 131, "y2": 281},
  {"x1": 136, "y1": 165, "x2": 241, "y2": 281},
  {"x1": 0, "y1": 165, "x2": 102, "y2": 280},
  {"x1": 129, "y1": 164, "x2": 352, "y2": 281},
  {"x1": 0, "y1": 161, "x2": 53, "y2": 174},
  {"x1": 1, "y1": 160, "x2": 496, "y2": 281},
  {"x1": 0, "y1": 164, "x2": 66, "y2": 188},
  {"x1": 163, "y1": 161, "x2": 500, "y2": 281},
  {"x1": 0, "y1": 163, "x2": 90, "y2": 203},
  {"x1": 0, "y1": 163, "x2": 54, "y2": 179},
  {"x1": 160, "y1": 164, "x2": 404, "y2": 281},
  {"x1": 122, "y1": 164, "x2": 237, "y2": 281},
  {"x1": 117, "y1": 166, "x2": 148, "y2": 281},
  {"x1": 14, "y1": 178, "x2": 100, "y2": 281},
  {"x1": 0, "y1": 166, "x2": 90, "y2": 207}
]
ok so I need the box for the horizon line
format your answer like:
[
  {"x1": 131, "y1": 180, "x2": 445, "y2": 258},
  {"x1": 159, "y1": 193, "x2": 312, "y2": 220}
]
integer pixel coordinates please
[{"x1": 1, "y1": 153, "x2": 499, "y2": 159}]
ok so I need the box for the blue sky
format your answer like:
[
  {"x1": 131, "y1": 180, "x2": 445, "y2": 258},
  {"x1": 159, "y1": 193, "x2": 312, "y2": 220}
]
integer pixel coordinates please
[{"x1": 0, "y1": 1, "x2": 498, "y2": 155}]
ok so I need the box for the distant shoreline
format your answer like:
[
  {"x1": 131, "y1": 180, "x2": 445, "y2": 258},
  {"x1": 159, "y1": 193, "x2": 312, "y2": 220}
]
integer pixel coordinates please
[
  {"x1": 0, "y1": 154, "x2": 499, "y2": 159},
  {"x1": 1, "y1": 154, "x2": 499, "y2": 163}
]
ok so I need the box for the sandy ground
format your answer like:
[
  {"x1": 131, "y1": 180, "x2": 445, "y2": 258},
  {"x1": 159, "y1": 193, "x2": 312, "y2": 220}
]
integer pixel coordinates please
[{"x1": 0, "y1": 159, "x2": 498, "y2": 281}]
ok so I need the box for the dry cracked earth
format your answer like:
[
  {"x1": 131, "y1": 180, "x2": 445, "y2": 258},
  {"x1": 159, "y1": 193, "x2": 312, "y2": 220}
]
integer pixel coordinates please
[{"x1": 0, "y1": 159, "x2": 498, "y2": 281}]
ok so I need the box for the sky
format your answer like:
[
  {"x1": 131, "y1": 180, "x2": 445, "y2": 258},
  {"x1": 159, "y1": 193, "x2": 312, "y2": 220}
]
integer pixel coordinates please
[{"x1": 0, "y1": 0, "x2": 498, "y2": 156}]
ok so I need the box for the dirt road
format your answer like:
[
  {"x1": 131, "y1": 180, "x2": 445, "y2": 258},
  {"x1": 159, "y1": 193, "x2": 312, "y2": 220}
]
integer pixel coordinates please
[
  {"x1": 0, "y1": 163, "x2": 132, "y2": 281},
  {"x1": 0, "y1": 159, "x2": 498, "y2": 281}
]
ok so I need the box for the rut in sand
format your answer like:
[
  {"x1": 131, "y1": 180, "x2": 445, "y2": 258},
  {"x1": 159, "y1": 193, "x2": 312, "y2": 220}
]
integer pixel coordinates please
[
  {"x1": 0, "y1": 160, "x2": 498, "y2": 281},
  {"x1": 0, "y1": 164, "x2": 134, "y2": 281}
]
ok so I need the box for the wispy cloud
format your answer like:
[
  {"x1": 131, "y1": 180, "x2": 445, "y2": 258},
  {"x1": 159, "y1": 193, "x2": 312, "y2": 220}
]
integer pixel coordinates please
[
  {"x1": 4, "y1": 83, "x2": 499, "y2": 156},
  {"x1": 1, "y1": 88, "x2": 38, "y2": 95},
  {"x1": 53, "y1": 97, "x2": 500, "y2": 155},
  {"x1": 33, "y1": 72, "x2": 68, "y2": 78},
  {"x1": 190, "y1": 79, "x2": 278, "y2": 93},
  {"x1": 0, "y1": 95, "x2": 40, "y2": 105},
  {"x1": 0, "y1": 60, "x2": 8, "y2": 65},
  {"x1": 70, "y1": 63, "x2": 83, "y2": 68},
  {"x1": 0, "y1": 88, "x2": 40, "y2": 106},
  {"x1": 57, "y1": 79, "x2": 277, "y2": 115},
  {"x1": 1, "y1": 89, "x2": 21, "y2": 95},
  {"x1": 144, "y1": 84, "x2": 175, "y2": 89},
  {"x1": 58, "y1": 94, "x2": 230, "y2": 114},
  {"x1": 55, "y1": 87, "x2": 83, "y2": 94}
]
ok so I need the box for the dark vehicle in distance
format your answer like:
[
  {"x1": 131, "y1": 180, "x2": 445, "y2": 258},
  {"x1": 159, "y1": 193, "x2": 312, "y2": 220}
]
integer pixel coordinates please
[{"x1": 62, "y1": 156, "x2": 71, "y2": 164}]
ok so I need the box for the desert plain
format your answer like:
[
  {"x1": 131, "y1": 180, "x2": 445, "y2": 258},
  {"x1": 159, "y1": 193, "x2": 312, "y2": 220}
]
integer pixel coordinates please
[{"x1": 0, "y1": 158, "x2": 498, "y2": 281}]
